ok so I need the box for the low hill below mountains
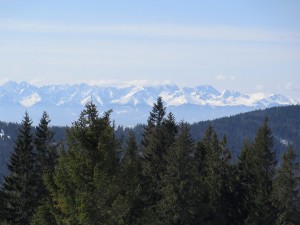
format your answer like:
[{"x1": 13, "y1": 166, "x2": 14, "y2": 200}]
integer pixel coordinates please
[
  {"x1": 1, "y1": 105, "x2": 300, "y2": 183},
  {"x1": 117, "y1": 105, "x2": 300, "y2": 159},
  {"x1": 189, "y1": 105, "x2": 300, "y2": 158}
]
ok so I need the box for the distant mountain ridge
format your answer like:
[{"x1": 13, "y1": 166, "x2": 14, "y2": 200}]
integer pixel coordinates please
[{"x1": 0, "y1": 81, "x2": 298, "y2": 125}]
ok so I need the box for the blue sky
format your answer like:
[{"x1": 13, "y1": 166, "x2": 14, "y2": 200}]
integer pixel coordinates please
[{"x1": 0, "y1": 0, "x2": 300, "y2": 99}]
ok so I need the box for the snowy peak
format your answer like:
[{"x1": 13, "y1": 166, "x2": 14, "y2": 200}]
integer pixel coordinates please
[
  {"x1": 222, "y1": 90, "x2": 243, "y2": 99},
  {"x1": 0, "y1": 81, "x2": 297, "y2": 108},
  {"x1": 19, "y1": 92, "x2": 41, "y2": 107},
  {"x1": 0, "y1": 81, "x2": 298, "y2": 126}
]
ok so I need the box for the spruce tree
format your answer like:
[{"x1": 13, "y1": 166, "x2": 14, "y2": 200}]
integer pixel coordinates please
[
  {"x1": 272, "y1": 146, "x2": 300, "y2": 225},
  {"x1": 0, "y1": 112, "x2": 37, "y2": 225},
  {"x1": 245, "y1": 118, "x2": 277, "y2": 225},
  {"x1": 235, "y1": 139, "x2": 256, "y2": 224},
  {"x1": 30, "y1": 111, "x2": 58, "y2": 225},
  {"x1": 45, "y1": 102, "x2": 119, "y2": 225},
  {"x1": 138, "y1": 97, "x2": 179, "y2": 224},
  {"x1": 34, "y1": 112, "x2": 58, "y2": 202},
  {"x1": 159, "y1": 123, "x2": 208, "y2": 225},
  {"x1": 163, "y1": 112, "x2": 178, "y2": 149},
  {"x1": 139, "y1": 97, "x2": 167, "y2": 223},
  {"x1": 34, "y1": 112, "x2": 57, "y2": 173},
  {"x1": 115, "y1": 130, "x2": 143, "y2": 225},
  {"x1": 202, "y1": 126, "x2": 233, "y2": 224}
]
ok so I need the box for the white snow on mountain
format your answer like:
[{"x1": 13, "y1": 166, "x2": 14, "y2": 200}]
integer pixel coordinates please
[
  {"x1": 19, "y1": 92, "x2": 41, "y2": 107},
  {"x1": 1, "y1": 81, "x2": 297, "y2": 108},
  {"x1": 0, "y1": 81, "x2": 298, "y2": 126},
  {"x1": 111, "y1": 85, "x2": 145, "y2": 106},
  {"x1": 80, "y1": 96, "x2": 92, "y2": 106}
]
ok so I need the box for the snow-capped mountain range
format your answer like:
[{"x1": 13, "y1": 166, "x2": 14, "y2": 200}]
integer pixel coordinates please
[{"x1": 0, "y1": 81, "x2": 298, "y2": 126}]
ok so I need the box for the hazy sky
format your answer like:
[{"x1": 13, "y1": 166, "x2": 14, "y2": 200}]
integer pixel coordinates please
[{"x1": 0, "y1": 0, "x2": 300, "y2": 99}]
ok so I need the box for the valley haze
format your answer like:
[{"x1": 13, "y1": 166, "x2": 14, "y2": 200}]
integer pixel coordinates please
[{"x1": 0, "y1": 81, "x2": 297, "y2": 126}]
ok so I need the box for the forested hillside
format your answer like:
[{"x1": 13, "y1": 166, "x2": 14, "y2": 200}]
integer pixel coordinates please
[
  {"x1": 1, "y1": 105, "x2": 300, "y2": 183},
  {"x1": 0, "y1": 99, "x2": 299, "y2": 225},
  {"x1": 117, "y1": 105, "x2": 300, "y2": 159},
  {"x1": 190, "y1": 105, "x2": 300, "y2": 158}
]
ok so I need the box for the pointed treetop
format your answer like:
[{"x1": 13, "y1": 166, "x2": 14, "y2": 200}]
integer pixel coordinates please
[{"x1": 148, "y1": 96, "x2": 166, "y2": 126}]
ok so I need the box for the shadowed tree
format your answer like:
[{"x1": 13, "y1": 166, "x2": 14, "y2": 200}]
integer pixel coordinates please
[
  {"x1": 31, "y1": 111, "x2": 58, "y2": 225},
  {"x1": 0, "y1": 112, "x2": 37, "y2": 225},
  {"x1": 159, "y1": 123, "x2": 209, "y2": 225},
  {"x1": 139, "y1": 97, "x2": 178, "y2": 224},
  {"x1": 245, "y1": 118, "x2": 277, "y2": 225},
  {"x1": 272, "y1": 145, "x2": 300, "y2": 225}
]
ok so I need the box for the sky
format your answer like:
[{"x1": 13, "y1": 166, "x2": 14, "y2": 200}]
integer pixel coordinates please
[{"x1": 0, "y1": 0, "x2": 300, "y2": 100}]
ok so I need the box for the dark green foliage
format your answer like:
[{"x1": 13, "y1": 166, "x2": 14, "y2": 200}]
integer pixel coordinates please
[
  {"x1": 245, "y1": 118, "x2": 277, "y2": 225},
  {"x1": 201, "y1": 127, "x2": 235, "y2": 224},
  {"x1": 45, "y1": 102, "x2": 120, "y2": 225},
  {"x1": 1, "y1": 103, "x2": 300, "y2": 225},
  {"x1": 30, "y1": 112, "x2": 58, "y2": 225},
  {"x1": 0, "y1": 122, "x2": 23, "y2": 184},
  {"x1": 0, "y1": 190, "x2": 5, "y2": 221},
  {"x1": 0, "y1": 121, "x2": 65, "y2": 184},
  {"x1": 116, "y1": 130, "x2": 143, "y2": 225},
  {"x1": 2, "y1": 105, "x2": 300, "y2": 183},
  {"x1": 0, "y1": 112, "x2": 37, "y2": 225},
  {"x1": 235, "y1": 140, "x2": 257, "y2": 224},
  {"x1": 189, "y1": 105, "x2": 300, "y2": 158},
  {"x1": 139, "y1": 97, "x2": 178, "y2": 224},
  {"x1": 159, "y1": 123, "x2": 209, "y2": 225},
  {"x1": 272, "y1": 146, "x2": 300, "y2": 225},
  {"x1": 34, "y1": 111, "x2": 58, "y2": 204},
  {"x1": 30, "y1": 200, "x2": 57, "y2": 225},
  {"x1": 163, "y1": 112, "x2": 178, "y2": 149}
]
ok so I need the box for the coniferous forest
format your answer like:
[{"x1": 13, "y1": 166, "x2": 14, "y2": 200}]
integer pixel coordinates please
[{"x1": 0, "y1": 98, "x2": 300, "y2": 225}]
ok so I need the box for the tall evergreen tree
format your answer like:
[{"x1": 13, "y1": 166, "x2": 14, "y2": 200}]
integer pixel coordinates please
[
  {"x1": 0, "y1": 112, "x2": 37, "y2": 225},
  {"x1": 235, "y1": 139, "x2": 256, "y2": 224},
  {"x1": 163, "y1": 112, "x2": 178, "y2": 149},
  {"x1": 139, "y1": 97, "x2": 178, "y2": 224},
  {"x1": 272, "y1": 146, "x2": 300, "y2": 225},
  {"x1": 159, "y1": 123, "x2": 208, "y2": 225},
  {"x1": 245, "y1": 118, "x2": 277, "y2": 225},
  {"x1": 30, "y1": 111, "x2": 58, "y2": 225},
  {"x1": 115, "y1": 130, "x2": 143, "y2": 225},
  {"x1": 35, "y1": 112, "x2": 57, "y2": 171},
  {"x1": 34, "y1": 112, "x2": 58, "y2": 203},
  {"x1": 45, "y1": 102, "x2": 119, "y2": 225},
  {"x1": 202, "y1": 126, "x2": 234, "y2": 224}
]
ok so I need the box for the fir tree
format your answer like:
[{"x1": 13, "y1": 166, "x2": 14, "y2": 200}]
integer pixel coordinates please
[
  {"x1": 34, "y1": 112, "x2": 58, "y2": 203},
  {"x1": 195, "y1": 141, "x2": 207, "y2": 177},
  {"x1": 115, "y1": 130, "x2": 143, "y2": 225},
  {"x1": 272, "y1": 146, "x2": 300, "y2": 225},
  {"x1": 163, "y1": 112, "x2": 178, "y2": 149},
  {"x1": 159, "y1": 123, "x2": 209, "y2": 225},
  {"x1": 30, "y1": 111, "x2": 58, "y2": 225},
  {"x1": 235, "y1": 139, "x2": 256, "y2": 224},
  {"x1": 202, "y1": 126, "x2": 233, "y2": 224},
  {"x1": 245, "y1": 118, "x2": 277, "y2": 225},
  {"x1": 139, "y1": 97, "x2": 167, "y2": 223},
  {"x1": 0, "y1": 112, "x2": 37, "y2": 225},
  {"x1": 45, "y1": 102, "x2": 119, "y2": 225}
]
